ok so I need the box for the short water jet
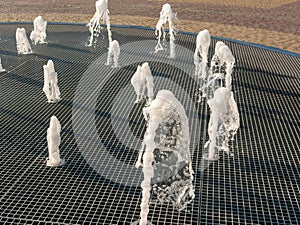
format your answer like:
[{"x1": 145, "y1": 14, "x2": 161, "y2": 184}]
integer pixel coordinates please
[
  {"x1": 16, "y1": 28, "x2": 32, "y2": 55},
  {"x1": 30, "y1": 16, "x2": 47, "y2": 44},
  {"x1": 131, "y1": 62, "x2": 154, "y2": 105},
  {"x1": 43, "y1": 60, "x2": 61, "y2": 103},
  {"x1": 46, "y1": 116, "x2": 64, "y2": 167}
]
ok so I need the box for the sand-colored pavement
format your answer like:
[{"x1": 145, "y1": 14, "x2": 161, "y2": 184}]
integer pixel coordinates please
[{"x1": 0, "y1": 0, "x2": 299, "y2": 53}]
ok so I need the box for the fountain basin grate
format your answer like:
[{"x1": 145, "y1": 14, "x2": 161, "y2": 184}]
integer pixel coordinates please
[{"x1": 0, "y1": 23, "x2": 299, "y2": 225}]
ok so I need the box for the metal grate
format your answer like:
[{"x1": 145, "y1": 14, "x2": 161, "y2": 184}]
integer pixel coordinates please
[{"x1": 0, "y1": 23, "x2": 299, "y2": 224}]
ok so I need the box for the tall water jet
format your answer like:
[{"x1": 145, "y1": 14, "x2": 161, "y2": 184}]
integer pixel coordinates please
[
  {"x1": 203, "y1": 87, "x2": 240, "y2": 161},
  {"x1": 131, "y1": 62, "x2": 154, "y2": 104},
  {"x1": 16, "y1": 28, "x2": 32, "y2": 55},
  {"x1": 43, "y1": 60, "x2": 61, "y2": 103},
  {"x1": 194, "y1": 29, "x2": 211, "y2": 79},
  {"x1": 135, "y1": 90, "x2": 194, "y2": 225},
  {"x1": 46, "y1": 116, "x2": 64, "y2": 167},
  {"x1": 198, "y1": 41, "x2": 235, "y2": 100},
  {"x1": 210, "y1": 41, "x2": 235, "y2": 90},
  {"x1": 30, "y1": 16, "x2": 47, "y2": 44},
  {"x1": 219, "y1": 45, "x2": 235, "y2": 90},
  {"x1": 87, "y1": 0, "x2": 112, "y2": 46},
  {"x1": 0, "y1": 58, "x2": 5, "y2": 73},
  {"x1": 106, "y1": 40, "x2": 120, "y2": 68},
  {"x1": 154, "y1": 3, "x2": 177, "y2": 58}
]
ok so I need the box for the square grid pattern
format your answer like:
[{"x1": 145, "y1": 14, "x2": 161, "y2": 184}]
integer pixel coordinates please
[{"x1": 0, "y1": 23, "x2": 299, "y2": 224}]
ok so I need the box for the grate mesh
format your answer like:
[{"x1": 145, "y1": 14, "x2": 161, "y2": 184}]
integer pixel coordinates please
[{"x1": 0, "y1": 23, "x2": 299, "y2": 224}]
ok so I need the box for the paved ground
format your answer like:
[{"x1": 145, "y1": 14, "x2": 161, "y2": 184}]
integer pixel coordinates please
[{"x1": 0, "y1": 0, "x2": 299, "y2": 53}]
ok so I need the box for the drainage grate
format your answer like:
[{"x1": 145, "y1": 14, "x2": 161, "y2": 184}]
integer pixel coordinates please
[{"x1": 0, "y1": 23, "x2": 299, "y2": 224}]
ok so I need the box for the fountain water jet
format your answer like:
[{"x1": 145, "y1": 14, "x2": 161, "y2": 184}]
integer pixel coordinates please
[
  {"x1": 131, "y1": 65, "x2": 144, "y2": 103},
  {"x1": 135, "y1": 90, "x2": 194, "y2": 225},
  {"x1": 131, "y1": 62, "x2": 154, "y2": 105},
  {"x1": 30, "y1": 16, "x2": 47, "y2": 44},
  {"x1": 43, "y1": 60, "x2": 61, "y2": 103},
  {"x1": 0, "y1": 58, "x2": 5, "y2": 73},
  {"x1": 198, "y1": 41, "x2": 235, "y2": 100},
  {"x1": 106, "y1": 40, "x2": 120, "y2": 68},
  {"x1": 87, "y1": 0, "x2": 112, "y2": 46},
  {"x1": 210, "y1": 41, "x2": 235, "y2": 90},
  {"x1": 194, "y1": 29, "x2": 211, "y2": 79},
  {"x1": 141, "y1": 62, "x2": 154, "y2": 105},
  {"x1": 203, "y1": 87, "x2": 240, "y2": 161},
  {"x1": 154, "y1": 3, "x2": 177, "y2": 58},
  {"x1": 16, "y1": 28, "x2": 32, "y2": 55},
  {"x1": 46, "y1": 116, "x2": 64, "y2": 167},
  {"x1": 219, "y1": 45, "x2": 235, "y2": 90}
]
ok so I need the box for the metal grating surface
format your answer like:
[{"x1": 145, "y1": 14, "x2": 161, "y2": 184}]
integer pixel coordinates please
[{"x1": 0, "y1": 23, "x2": 299, "y2": 225}]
